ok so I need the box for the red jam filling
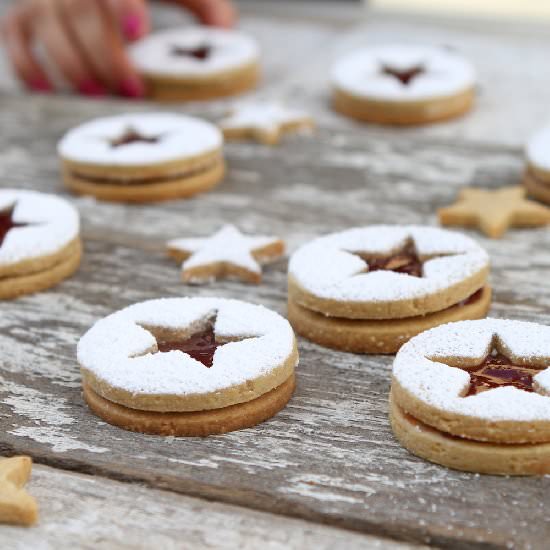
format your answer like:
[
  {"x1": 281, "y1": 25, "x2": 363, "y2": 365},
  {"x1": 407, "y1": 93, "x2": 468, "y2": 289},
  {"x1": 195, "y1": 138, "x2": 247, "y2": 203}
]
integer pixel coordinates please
[
  {"x1": 110, "y1": 128, "x2": 159, "y2": 148},
  {"x1": 0, "y1": 205, "x2": 28, "y2": 247},
  {"x1": 462, "y1": 351, "x2": 543, "y2": 396},
  {"x1": 157, "y1": 326, "x2": 219, "y2": 368},
  {"x1": 171, "y1": 44, "x2": 212, "y2": 60},
  {"x1": 358, "y1": 242, "x2": 424, "y2": 277},
  {"x1": 381, "y1": 64, "x2": 425, "y2": 86}
]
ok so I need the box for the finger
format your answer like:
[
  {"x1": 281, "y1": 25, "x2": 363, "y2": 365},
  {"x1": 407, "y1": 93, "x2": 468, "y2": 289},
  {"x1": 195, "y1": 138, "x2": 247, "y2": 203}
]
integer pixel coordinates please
[
  {"x1": 61, "y1": 0, "x2": 144, "y2": 97},
  {"x1": 1, "y1": 8, "x2": 52, "y2": 91},
  {"x1": 30, "y1": 0, "x2": 106, "y2": 95},
  {"x1": 179, "y1": 0, "x2": 237, "y2": 28},
  {"x1": 105, "y1": 0, "x2": 150, "y2": 41}
]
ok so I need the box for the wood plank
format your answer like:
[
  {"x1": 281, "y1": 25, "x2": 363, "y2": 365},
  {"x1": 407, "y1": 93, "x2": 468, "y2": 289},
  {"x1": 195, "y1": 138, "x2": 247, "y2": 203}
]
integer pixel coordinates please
[
  {"x1": 0, "y1": 91, "x2": 548, "y2": 548},
  {"x1": 1, "y1": 464, "x2": 419, "y2": 549}
]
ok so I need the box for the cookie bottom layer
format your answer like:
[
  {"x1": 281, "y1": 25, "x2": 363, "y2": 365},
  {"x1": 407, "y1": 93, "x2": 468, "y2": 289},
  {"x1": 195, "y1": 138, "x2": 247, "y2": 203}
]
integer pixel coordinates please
[
  {"x1": 63, "y1": 159, "x2": 224, "y2": 203},
  {"x1": 0, "y1": 239, "x2": 82, "y2": 300},
  {"x1": 82, "y1": 374, "x2": 296, "y2": 436},
  {"x1": 389, "y1": 393, "x2": 550, "y2": 475},
  {"x1": 288, "y1": 286, "x2": 491, "y2": 354},
  {"x1": 332, "y1": 87, "x2": 475, "y2": 126},
  {"x1": 143, "y1": 63, "x2": 259, "y2": 102},
  {"x1": 523, "y1": 169, "x2": 550, "y2": 205}
]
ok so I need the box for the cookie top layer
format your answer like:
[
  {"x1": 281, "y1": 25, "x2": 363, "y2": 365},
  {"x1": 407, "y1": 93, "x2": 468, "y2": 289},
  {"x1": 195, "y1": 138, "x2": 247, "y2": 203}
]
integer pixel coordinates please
[
  {"x1": 0, "y1": 189, "x2": 80, "y2": 267},
  {"x1": 78, "y1": 298, "x2": 297, "y2": 411},
  {"x1": 526, "y1": 125, "x2": 550, "y2": 172},
  {"x1": 332, "y1": 45, "x2": 476, "y2": 102},
  {"x1": 129, "y1": 26, "x2": 259, "y2": 78},
  {"x1": 393, "y1": 319, "x2": 550, "y2": 429},
  {"x1": 58, "y1": 113, "x2": 223, "y2": 167},
  {"x1": 288, "y1": 225, "x2": 488, "y2": 318}
]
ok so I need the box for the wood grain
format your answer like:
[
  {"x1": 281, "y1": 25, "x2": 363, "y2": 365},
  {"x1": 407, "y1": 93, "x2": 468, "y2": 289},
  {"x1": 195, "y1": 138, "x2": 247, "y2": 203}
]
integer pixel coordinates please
[{"x1": 0, "y1": 2, "x2": 549, "y2": 548}]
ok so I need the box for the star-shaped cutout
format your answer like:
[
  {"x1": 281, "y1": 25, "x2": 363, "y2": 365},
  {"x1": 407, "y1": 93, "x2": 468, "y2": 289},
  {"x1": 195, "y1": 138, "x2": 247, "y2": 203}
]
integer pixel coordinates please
[
  {"x1": 0, "y1": 456, "x2": 38, "y2": 526},
  {"x1": 438, "y1": 186, "x2": 550, "y2": 238},
  {"x1": 166, "y1": 224, "x2": 285, "y2": 284},
  {"x1": 347, "y1": 239, "x2": 453, "y2": 278},
  {"x1": 171, "y1": 44, "x2": 212, "y2": 60},
  {"x1": 219, "y1": 103, "x2": 315, "y2": 145},
  {"x1": 0, "y1": 203, "x2": 35, "y2": 248},
  {"x1": 431, "y1": 336, "x2": 545, "y2": 397},
  {"x1": 146, "y1": 314, "x2": 255, "y2": 367},
  {"x1": 381, "y1": 63, "x2": 426, "y2": 85},
  {"x1": 109, "y1": 127, "x2": 160, "y2": 148}
]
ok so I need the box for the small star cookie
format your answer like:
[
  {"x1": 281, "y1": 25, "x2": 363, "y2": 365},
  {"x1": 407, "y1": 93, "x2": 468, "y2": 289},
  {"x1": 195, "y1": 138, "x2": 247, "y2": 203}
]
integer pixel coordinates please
[
  {"x1": 219, "y1": 102, "x2": 314, "y2": 145},
  {"x1": 438, "y1": 186, "x2": 550, "y2": 238},
  {"x1": 0, "y1": 456, "x2": 38, "y2": 526},
  {"x1": 167, "y1": 224, "x2": 285, "y2": 284}
]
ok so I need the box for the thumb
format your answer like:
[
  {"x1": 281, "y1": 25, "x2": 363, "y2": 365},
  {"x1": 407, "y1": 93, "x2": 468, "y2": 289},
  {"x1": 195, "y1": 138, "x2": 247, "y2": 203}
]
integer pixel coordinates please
[{"x1": 106, "y1": 0, "x2": 150, "y2": 41}]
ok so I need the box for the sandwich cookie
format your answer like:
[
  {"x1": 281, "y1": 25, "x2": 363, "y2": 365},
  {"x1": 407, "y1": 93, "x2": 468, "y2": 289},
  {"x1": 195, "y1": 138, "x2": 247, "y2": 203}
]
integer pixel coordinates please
[
  {"x1": 331, "y1": 45, "x2": 476, "y2": 125},
  {"x1": 524, "y1": 125, "x2": 550, "y2": 204},
  {"x1": 0, "y1": 189, "x2": 81, "y2": 299},
  {"x1": 78, "y1": 297, "x2": 298, "y2": 436},
  {"x1": 58, "y1": 113, "x2": 225, "y2": 203},
  {"x1": 129, "y1": 26, "x2": 260, "y2": 101},
  {"x1": 288, "y1": 225, "x2": 490, "y2": 353},
  {"x1": 391, "y1": 319, "x2": 550, "y2": 475}
]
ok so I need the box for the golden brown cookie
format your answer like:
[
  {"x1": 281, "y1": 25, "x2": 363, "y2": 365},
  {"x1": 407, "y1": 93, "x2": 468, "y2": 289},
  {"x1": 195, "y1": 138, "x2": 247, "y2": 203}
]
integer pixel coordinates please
[
  {"x1": 331, "y1": 45, "x2": 476, "y2": 126},
  {"x1": 167, "y1": 225, "x2": 285, "y2": 285},
  {"x1": 287, "y1": 225, "x2": 490, "y2": 354},
  {"x1": 390, "y1": 319, "x2": 550, "y2": 474},
  {"x1": 78, "y1": 297, "x2": 299, "y2": 435},
  {"x1": 129, "y1": 26, "x2": 260, "y2": 101},
  {"x1": 58, "y1": 113, "x2": 225, "y2": 203},
  {"x1": 438, "y1": 186, "x2": 550, "y2": 238},
  {"x1": 523, "y1": 126, "x2": 550, "y2": 204},
  {"x1": 220, "y1": 103, "x2": 315, "y2": 145},
  {"x1": 0, "y1": 456, "x2": 38, "y2": 526},
  {"x1": 0, "y1": 190, "x2": 81, "y2": 300}
]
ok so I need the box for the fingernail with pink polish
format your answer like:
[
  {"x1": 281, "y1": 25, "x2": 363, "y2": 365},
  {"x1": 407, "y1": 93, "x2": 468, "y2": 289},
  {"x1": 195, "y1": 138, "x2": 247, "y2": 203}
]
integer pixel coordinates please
[
  {"x1": 29, "y1": 77, "x2": 52, "y2": 92},
  {"x1": 78, "y1": 79, "x2": 106, "y2": 97},
  {"x1": 123, "y1": 14, "x2": 141, "y2": 40},
  {"x1": 119, "y1": 77, "x2": 145, "y2": 99}
]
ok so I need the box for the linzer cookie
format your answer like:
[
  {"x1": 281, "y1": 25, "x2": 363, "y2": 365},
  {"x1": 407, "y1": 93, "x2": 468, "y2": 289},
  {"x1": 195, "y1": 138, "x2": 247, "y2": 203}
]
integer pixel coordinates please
[
  {"x1": 391, "y1": 318, "x2": 550, "y2": 475},
  {"x1": 288, "y1": 225, "x2": 490, "y2": 354},
  {"x1": 0, "y1": 189, "x2": 81, "y2": 299},
  {"x1": 167, "y1": 224, "x2": 285, "y2": 284},
  {"x1": 331, "y1": 45, "x2": 476, "y2": 125},
  {"x1": 220, "y1": 103, "x2": 314, "y2": 145},
  {"x1": 58, "y1": 113, "x2": 224, "y2": 203},
  {"x1": 0, "y1": 456, "x2": 38, "y2": 526},
  {"x1": 439, "y1": 187, "x2": 550, "y2": 238},
  {"x1": 129, "y1": 26, "x2": 260, "y2": 101},
  {"x1": 78, "y1": 297, "x2": 298, "y2": 436},
  {"x1": 524, "y1": 126, "x2": 550, "y2": 204}
]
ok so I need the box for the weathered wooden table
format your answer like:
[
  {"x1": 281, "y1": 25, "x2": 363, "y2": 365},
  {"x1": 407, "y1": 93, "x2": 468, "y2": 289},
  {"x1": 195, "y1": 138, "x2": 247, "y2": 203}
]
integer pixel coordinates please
[{"x1": 0, "y1": 1, "x2": 549, "y2": 548}]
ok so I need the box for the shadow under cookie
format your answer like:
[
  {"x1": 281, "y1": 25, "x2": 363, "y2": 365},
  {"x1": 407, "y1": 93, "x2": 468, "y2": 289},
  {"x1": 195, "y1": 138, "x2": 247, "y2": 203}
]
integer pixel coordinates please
[
  {"x1": 83, "y1": 374, "x2": 296, "y2": 437},
  {"x1": 288, "y1": 286, "x2": 491, "y2": 354},
  {"x1": 389, "y1": 392, "x2": 550, "y2": 476}
]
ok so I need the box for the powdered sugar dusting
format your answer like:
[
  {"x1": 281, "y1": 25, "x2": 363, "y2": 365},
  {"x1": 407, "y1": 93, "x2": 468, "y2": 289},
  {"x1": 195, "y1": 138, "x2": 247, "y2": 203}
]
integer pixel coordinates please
[
  {"x1": 129, "y1": 26, "x2": 259, "y2": 77},
  {"x1": 332, "y1": 44, "x2": 476, "y2": 102},
  {"x1": 288, "y1": 225, "x2": 488, "y2": 303},
  {"x1": 526, "y1": 125, "x2": 550, "y2": 172},
  {"x1": 77, "y1": 297, "x2": 296, "y2": 397},
  {"x1": 220, "y1": 102, "x2": 312, "y2": 134},
  {"x1": 0, "y1": 189, "x2": 80, "y2": 266},
  {"x1": 58, "y1": 113, "x2": 222, "y2": 166},
  {"x1": 168, "y1": 224, "x2": 283, "y2": 283},
  {"x1": 393, "y1": 319, "x2": 550, "y2": 421}
]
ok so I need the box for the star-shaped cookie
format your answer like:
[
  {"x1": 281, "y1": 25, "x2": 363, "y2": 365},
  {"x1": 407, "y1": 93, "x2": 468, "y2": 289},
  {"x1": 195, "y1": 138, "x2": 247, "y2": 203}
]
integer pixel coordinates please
[
  {"x1": 438, "y1": 186, "x2": 550, "y2": 238},
  {"x1": 0, "y1": 456, "x2": 38, "y2": 526},
  {"x1": 167, "y1": 224, "x2": 285, "y2": 284},
  {"x1": 219, "y1": 102, "x2": 314, "y2": 145}
]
